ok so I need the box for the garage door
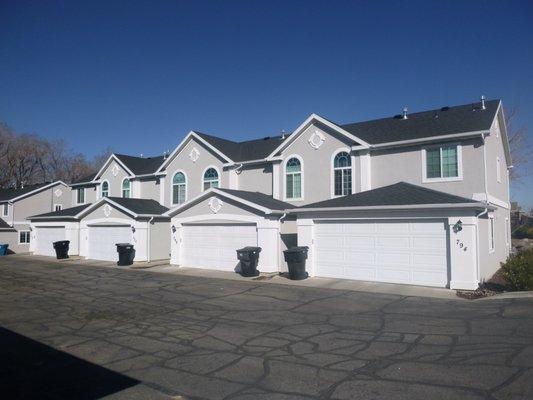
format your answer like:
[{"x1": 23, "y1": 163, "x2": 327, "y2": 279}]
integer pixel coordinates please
[
  {"x1": 35, "y1": 227, "x2": 65, "y2": 256},
  {"x1": 87, "y1": 225, "x2": 132, "y2": 261},
  {"x1": 315, "y1": 219, "x2": 448, "y2": 287},
  {"x1": 181, "y1": 223, "x2": 257, "y2": 270}
]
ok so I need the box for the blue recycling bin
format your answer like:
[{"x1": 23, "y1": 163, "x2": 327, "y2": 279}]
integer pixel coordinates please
[{"x1": 0, "y1": 244, "x2": 8, "y2": 256}]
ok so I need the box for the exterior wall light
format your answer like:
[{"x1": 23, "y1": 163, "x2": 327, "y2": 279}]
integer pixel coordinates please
[
  {"x1": 171, "y1": 225, "x2": 176, "y2": 233},
  {"x1": 131, "y1": 226, "x2": 136, "y2": 233},
  {"x1": 453, "y1": 220, "x2": 463, "y2": 233}
]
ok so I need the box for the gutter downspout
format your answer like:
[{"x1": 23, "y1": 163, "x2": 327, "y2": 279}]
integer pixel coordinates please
[{"x1": 147, "y1": 217, "x2": 154, "y2": 263}]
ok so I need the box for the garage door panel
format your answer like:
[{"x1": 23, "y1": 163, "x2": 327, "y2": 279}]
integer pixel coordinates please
[
  {"x1": 315, "y1": 219, "x2": 448, "y2": 287},
  {"x1": 35, "y1": 227, "x2": 65, "y2": 256},
  {"x1": 182, "y1": 224, "x2": 257, "y2": 271},
  {"x1": 87, "y1": 226, "x2": 132, "y2": 261},
  {"x1": 377, "y1": 252, "x2": 410, "y2": 266},
  {"x1": 376, "y1": 236, "x2": 410, "y2": 248},
  {"x1": 412, "y1": 236, "x2": 447, "y2": 249}
]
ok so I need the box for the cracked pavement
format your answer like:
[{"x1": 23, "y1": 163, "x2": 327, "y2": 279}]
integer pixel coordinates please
[{"x1": 1, "y1": 256, "x2": 532, "y2": 399}]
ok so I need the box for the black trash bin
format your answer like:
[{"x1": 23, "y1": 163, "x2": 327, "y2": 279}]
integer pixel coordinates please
[
  {"x1": 283, "y1": 246, "x2": 309, "y2": 280},
  {"x1": 236, "y1": 246, "x2": 262, "y2": 277},
  {"x1": 116, "y1": 243, "x2": 135, "y2": 266},
  {"x1": 53, "y1": 240, "x2": 70, "y2": 259}
]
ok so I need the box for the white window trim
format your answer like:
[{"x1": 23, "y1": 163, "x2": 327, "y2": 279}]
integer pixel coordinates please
[
  {"x1": 54, "y1": 204, "x2": 62, "y2": 212},
  {"x1": 76, "y1": 188, "x2": 85, "y2": 205},
  {"x1": 283, "y1": 154, "x2": 304, "y2": 201},
  {"x1": 18, "y1": 230, "x2": 31, "y2": 244},
  {"x1": 497, "y1": 157, "x2": 501, "y2": 183},
  {"x1": 2, "y1": 203, "x2": 8, "y2": 217},
  {"x1": 171, "y1": 170, "x2": 188, "y2": 205},
  {"x1": 201, "y1": 165, "x2": 221, "y2": 192},
  {"x1": 330, "y1": 148, "x2": 355, "y2": 198},
  {"x1": 101, "y1": 180, "x2": 110, "y2": 198},
  {"x1": 121, "y1": 178, "x2": 131, "y2": 198},
  {"x1": 488, "y1": 214, "x2": 495, "y2": 253},
  {"x1": 421, "y1": 143, "x2": 463, "y2": 183}
]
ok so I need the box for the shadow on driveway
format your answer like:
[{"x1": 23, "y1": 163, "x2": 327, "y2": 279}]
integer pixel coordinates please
[{"x1": 0, "y1": 326, "x2": 139, "y2": 399}]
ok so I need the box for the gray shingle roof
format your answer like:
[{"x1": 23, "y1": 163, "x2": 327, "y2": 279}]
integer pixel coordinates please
[
  {"x1": 0, "y1": 218, "x2": 15, "y2": 231},
  {"x1": 107, "y1": 197, "x2": 169, "y2": 215},
  {"x1": 217, "y1": 188, "x2": 294, "y2": 210},
  {"x1": 30, "y1": 204, "x2": 91, "y2": 219},
  {"x1": 298, "y1": 182, "x2": 479, "y2": 209},
  {"x1": 0, "y1": 183, "x2": 54, "y2": 202},
  {"x1": 195, "y1": 132, "x2": 289, "y2": 162},
  {"x1": 340, "y1": 100, "x2": 500, "y2": 145},
  {"x1": 114, "y1": 154, "x2": 166, "y2": 175},
  {"x1": 71, "y1": 173, "x2": 97, "y2": 185}
]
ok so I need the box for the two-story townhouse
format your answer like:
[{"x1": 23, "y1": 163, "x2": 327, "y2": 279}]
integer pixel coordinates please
[
  {"x1": 0, "y1": 181, "x2": 71, "y2": 253},
  {"x1": 27, "y1": 97, "x2": 511, "y2": 291},
  {"x1": 30, "y1": 154, "x2": 170, "y2": 261},
  {"x1": 164, "y1": 98, "x2": 511, "y2": 290}
]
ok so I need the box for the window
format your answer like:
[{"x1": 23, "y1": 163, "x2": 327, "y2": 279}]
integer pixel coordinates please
[
  {"x1": 333, "y1": 152, "x2": 352, "y2": 196},
  {"x1": 19, "y1": 231, "x2": 30, "y2": 244},
  {"x1": 54, "y1": 204, "x2": 62, "y2": 212},
  {"x1": 101, "y1": 181, "x2": 109, "y2": 197},
  {"x1": 497, "y1": 157, "x2": 501, "y2": 183},
  {"x1": 122, "y1": 179, "x2": 131, "y2": 198},
  {"x1": 489, "y1": 216, "x2": 495, "y2": 252},
  {"x1": 203, "y1": 168, "x2": 219, "y2": 191},
  {"x1": 285, "y1": 157, "x2": 302, "y2": 199},
  {"x1": 76, "y1": 188, "x2": 85, "y2": 204},
  {"x1": 424, "y1": 145, "x2": 461, "y2": 181},
  {"x1": 2, "y1": 203, "x2": 8, "y2": 217},
  {"x1": 172, "y1": 172, "x2": 187, "y2": 204}
]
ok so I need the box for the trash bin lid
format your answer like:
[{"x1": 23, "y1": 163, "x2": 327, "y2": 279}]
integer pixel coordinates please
[
  {"x1": 237, "y1": 246, "x2": 262, "y2": 253},
  {"x1": 115, "y1": 243, "x2": 132, "y2": 247},
  {"x1": 284, "y1": 246, "x2": 309, "y2": 253}
]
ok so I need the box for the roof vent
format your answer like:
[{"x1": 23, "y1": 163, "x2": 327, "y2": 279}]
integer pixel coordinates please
[
  {"x1": 140, "y1": 153, "x2": 144, "y2": 158},
  {"x1": 281, "y1": 129, "x2": 286, "y2": 140},
  {"x1": 440, "y1": 106, "x2": 450, "y2": 111},
  {"x1": 402, "y1": 107, "x2": 408, "y2": 120},
  {"x1": 480, "y1": 95, "x2": 486, "y2": 110}
]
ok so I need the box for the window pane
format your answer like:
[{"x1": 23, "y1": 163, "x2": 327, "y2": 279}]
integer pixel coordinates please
[
  {"x1": 343, "y1": 169, "x2": 352, "y2": 195},
  {"x1": 178, "y1": 185, "x2": 186, "y2": 204},
  {"x1": 286, "y1": 174, "x2": 294, "y2": 198},
  {"x1": 173, "y1": 172, "x2": 185, "y2": 184},
  {"x1": 334, "y1": 170, "x2": 343, "y2": 196},
  {"x1": 426, "y1": 148, "x2": 441, "y2": 178},
  {"x1": 293, "y1": 173, "x2": 301, "y2": 198},
  {"x1": 334, "y1": 152, "x2": 351, "y2": 168},
  {"x1": 286, "y1": 158, "x2": 301, "y2": 173},
  {"x1": 441, "y1": 146, "x2": 458, "y2": 177}
]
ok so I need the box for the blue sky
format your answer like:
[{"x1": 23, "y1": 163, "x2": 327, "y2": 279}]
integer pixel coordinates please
[{"x1": 1, "y1": 0, "x2": 532, "y2": 208}]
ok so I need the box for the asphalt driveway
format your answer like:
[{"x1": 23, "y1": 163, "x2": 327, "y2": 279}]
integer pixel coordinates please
[{"x1": 0, "y1": 256, "x2": 532, "y2": 399}]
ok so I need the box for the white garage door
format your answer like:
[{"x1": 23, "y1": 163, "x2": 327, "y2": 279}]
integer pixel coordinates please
[
  {"x1": 182, "y1": 223, "x2": 257, "y2": 271},
  {"x1": 35, "y1": 227, "x2": 65, "y2": 257},
  {"x1": 87, "y1": 225, "x2": 132, "y2": 261},
  {"x1": 315, "y1": 219, "x2": 448, "y2": 287}
]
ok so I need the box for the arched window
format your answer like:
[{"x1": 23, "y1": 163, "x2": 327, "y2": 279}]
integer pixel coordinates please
[
  {"x1": 101, "y1": 181, "x2": 109, "y2": 198},
  {"x1": 172, "y1": 172, "x2": 186, "y2": 204},
  {"x1": 203, "y1": 168, "x2": 219, "y2": 191},
  {"x1": 122, "y1": 179, "x2": 131, "y2": 198},
  {"x1": 333, "y1": 152, "x2": 352, "y2": 196},
  {"x1": 285, "y1": 157, "x2": 302, "y2": 199}
]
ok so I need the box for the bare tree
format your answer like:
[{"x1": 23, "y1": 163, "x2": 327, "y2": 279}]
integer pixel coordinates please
[
  {"x1": 91, "y1": 146, "x2": 114, "y2": 171},
  {"x1": 506, "y1": 107, "x2": 532, "y2": 182}
]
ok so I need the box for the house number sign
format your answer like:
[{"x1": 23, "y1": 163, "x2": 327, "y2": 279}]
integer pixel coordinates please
[{"x1": 456, "y1": 239, "x2": 468, "y2": 252}]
